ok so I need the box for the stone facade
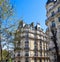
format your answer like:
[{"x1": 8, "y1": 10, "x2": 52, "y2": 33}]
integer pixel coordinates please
[
  {"x1": 46, "y1": 0, "x2": 60, "y2": 62},
  {"x1": 14, "y1": 22, "x2": 50, "y2": 62}
]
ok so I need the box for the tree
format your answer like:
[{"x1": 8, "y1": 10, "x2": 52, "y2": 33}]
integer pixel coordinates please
[
  {"x1": 0, "y1": 49, "x2": 13, "y2": 62},
  {"x1": 51, "y1": 27, "x2": 60, "y2": 62},
  {"x1": 0, "y1": 0, "x2": 13, "y2": 20},
  {"x1": 0, "y1": 0, "x2": 14, "y2": 62},
  {"x1": 14, "y1": 20, "x2": 24, "y2": 51},
  {"x1": 2, "y1": 50, "x2": 9, "y2": 61}
]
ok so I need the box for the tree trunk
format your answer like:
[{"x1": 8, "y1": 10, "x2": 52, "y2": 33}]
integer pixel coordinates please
[{"x1": 0, "y1": 13, "x2": 2, "y2": 62}]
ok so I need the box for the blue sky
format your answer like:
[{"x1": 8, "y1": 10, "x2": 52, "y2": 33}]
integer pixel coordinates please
[{"x1": 12, "y1": 0, "x2": 47, "y2": 31}]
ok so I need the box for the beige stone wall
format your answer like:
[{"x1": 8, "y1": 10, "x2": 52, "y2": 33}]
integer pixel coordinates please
[
  {"x1": 46, "y1": 1, "x2": 60, "y2": 62},
  {"x1": 14, "y1": 28, "x2": 49, "y2": 62}
]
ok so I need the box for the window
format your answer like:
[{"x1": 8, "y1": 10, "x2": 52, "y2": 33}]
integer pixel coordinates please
[
  {"x1": 18, "y1": 61, "x2": 20, "y2": 62},
  {"x1": 51, "y1": 11, "x2": 55, "y2": 17},
  {"x1": 34, "y1": 51, "x2": 38, "y2": 56},
  {"x1": 25, "y1": 41, "x2": 29, "y2": 43},
  {"x1": 58, "y1": 7, "x2": 60, "y2": 12},
  {"x1": 25, "y1": 58, "x2": 29, "y2": 62},
  {"x1": 39, "y1": 59, "x2": 42, "y2": 62},
  {"x1": 17, "y1": 53, "x2": 20, "y2": 56},
  {"x1": 40, "y1": 51, "x2": 42, "y2": 56},
  {"x1": 25, "y1": 51, "x2": 29, "y2": 56},
  {"x1": 17, "y1": 52, "x2": 20, "y2": 56},
  {"x1": 25, "y1": 61, "x2": 29, "y2": 62},
  {"x1": 34, "y1": 58, "x2": 37, "y2": 62},
  {"x1": 51, "y1": 21, "x2": 56, "y2": 27},
  {"x1": 25, "y1": 41, "x2": 29, "y2": 49},
  {"x1": 34, "y1": 42, "x2": 37, "y2": 46},
  {"x1": 25, "y1": 44, "x2": 29, "y2": 47},
  {"x1": 58, "y1": 17, "x2": 60, "y2": 22},
  {"x1": 40, "y1": 41, "x2": 42, "y2": 50},
  {"x1": 25, "y1": 53, "x2": 29, "y2": 56},
  {"x1": 40, "y1": 42, "x2": 42, "y2": 56}
]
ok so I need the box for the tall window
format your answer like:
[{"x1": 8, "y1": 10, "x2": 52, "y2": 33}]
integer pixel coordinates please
[
  {"x1": 25, "y1": 44, "x2": 29, "y2": 49},
  {"x1": 25, "y1": 53, "x2": 29, "y2": 56},
  {"x1": 39, "y1": 59, "x2": 42, "y2": 62},
  {"x1": 25, "y1": 51, "x2": 29, "y2": 56},
  {"x1": 58, "y1": 17, "x2": 60, "y2": 22},
  {"x1": 40, "y1": 41, "x2": 42, "y2": 56},
  {"x1": 25, "y1": 58, "x2": 29, "y2": 62},
  {"x1": 51, "y1": 21, "x2": 56, "y2": 27},
  {"x1": 25, "y1": 41, "x2": 29, "y2": 43},
  {"x1": 51, "y1": 11, "x2": 55, "y2": 17},
  {"x1": 34, "y1": 51, "x2": 38, "y2": 56},
  {"x1": 17, "y1": 51, "x2": 20, "y2": 56},
  {"x1": 25, "y1": 31, "x2": 29, "y2": 49},
  {"x1": 58, "y1": 7, "x2": 60, "y2": 12},
  {"x1": 34, "y1": 58, "x2": 37, "y2": 62},
  {"x1": 18, "y1": 61, "x2": 20, "y2": 62}
]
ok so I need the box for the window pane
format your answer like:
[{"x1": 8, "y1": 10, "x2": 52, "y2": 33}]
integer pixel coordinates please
[
  {"x1": 51, "y1": 11, "x2": 55, "y2": 17},
  {"x1": 58, "y1": 7, "x2": 60, "y2": 12},
  {"x1": 51, "y1": 21, "x2": 55, "y2": 27},
  {"x1": 58, "y1": 17, "x2": 60, "y2": 22}
]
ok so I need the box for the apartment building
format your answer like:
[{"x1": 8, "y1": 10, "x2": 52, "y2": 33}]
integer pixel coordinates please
[
  {"x1": 45, "y1": 0, "x2": 60, "y2": 62},
  {"x1": 14, "y1": 21, "x2": 50, "y2": 62}
]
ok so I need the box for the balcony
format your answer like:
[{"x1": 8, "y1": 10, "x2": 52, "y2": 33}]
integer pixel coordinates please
[
  {"x1": 24, "y1": 47, "x2": 30, "y2": 50},
  {"x1": 14, "y1": 55, "x2": 22, "y2": 58},
  {"x1": 33, "y1": 53, "x2": 38, "y2": 58},
  {"x1": 47, "y1": 1, "x2": 60, "y2": 13},
  {"x1": 46, "y1": 11, "x2": 60, "y2": 25},
  {"x1": 25, "y1": 41, "x2": 29, "y2": 43},
  {"x1": 14, "y1": 47, "x2": 22, "y2": 51},
  {"x1": 55, "y1": 10, "x2": 60, "y2": 17},
  {"x1": 45, "y1": 16, "x2": 54, "y2": 25},
  {"x1": 21, "y1": 33, "x2": 26, "y2": 37}
]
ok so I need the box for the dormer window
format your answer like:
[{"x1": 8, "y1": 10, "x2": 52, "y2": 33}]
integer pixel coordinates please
[
  {"x1": 46, "y1": 0, "x2": 57, "y2": 5},
  {"x1": 35, "y1": 23, "x2": 40, "y2": 30},
  {"x1": 46, "y1": 0, "x2": 53, "y2": 4}
]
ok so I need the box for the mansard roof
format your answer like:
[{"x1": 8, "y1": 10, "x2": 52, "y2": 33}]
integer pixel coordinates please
[{"x1": 46, "y1": 0, "x2": 57, "y2": 5}]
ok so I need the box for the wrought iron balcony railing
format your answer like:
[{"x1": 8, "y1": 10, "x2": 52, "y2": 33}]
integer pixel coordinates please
[
  {"x1": 47, "y1": 2, "x2": 60, "y2": 13},
  {"x1": 46, "y1": 11, "x2": 60, "y2": 25}
]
